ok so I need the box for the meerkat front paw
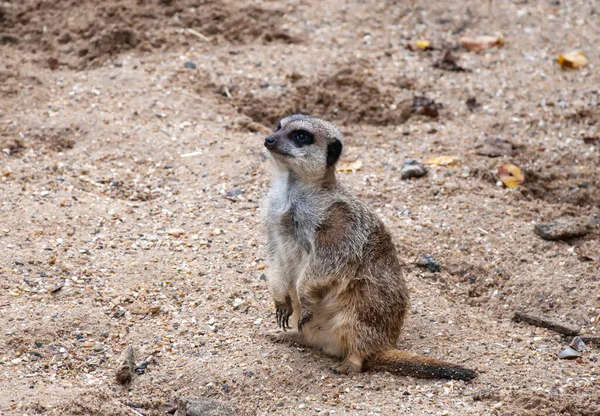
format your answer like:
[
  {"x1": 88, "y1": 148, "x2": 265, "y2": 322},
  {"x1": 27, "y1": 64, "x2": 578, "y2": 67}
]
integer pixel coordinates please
[
  {"x1": 330, "y1": 355, "x2": 363, "y2": 374},
  {"x1": 297, "y1": 308, "x2": 312, "y2": 332},
  {"x1": 275, "y1": 295, "x2": 293, "y2": 330},
  {"x1": 268, "y1": 329, "x2": 306, "y2": 346}
]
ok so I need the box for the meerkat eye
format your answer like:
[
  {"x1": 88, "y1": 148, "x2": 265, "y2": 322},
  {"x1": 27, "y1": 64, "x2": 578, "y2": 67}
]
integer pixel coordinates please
[{"x1": 291, "y1": 130, "x2": 314, "y2": 146}]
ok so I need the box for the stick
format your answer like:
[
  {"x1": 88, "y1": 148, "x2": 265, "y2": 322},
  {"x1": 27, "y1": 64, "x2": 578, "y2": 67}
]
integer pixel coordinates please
[
  {"x1": 180, "y1": 150, "x2": 203, "y2": 158},
  {"x1": 512, "y1": 311, "x2": 580, "y2": 336},
  {"x1": 186, "y1": 28, "x2": 211, "y2": 41}
]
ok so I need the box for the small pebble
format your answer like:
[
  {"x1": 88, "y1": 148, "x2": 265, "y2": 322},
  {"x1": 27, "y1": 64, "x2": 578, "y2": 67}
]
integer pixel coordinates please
[
  {"x1": 184, "y1": 60, "x2": 197, "y2": 69},
  {"x1": 569, "y1": 336, "x2": 586, "y2": 352},
  {"x1": 559, "y1": 346, "x2": 582, "y2": 360},
  {"x1": 226, "y1": 189, "x2": 244, "y2": 198},
  {"x1": 415, "y1": 254, "x2": 440, "y2": 273},
  {"x1": 534, "y1": 217, "x2": 594, "y2": 241},
  {"x1": 400, "y1": 159, "x2": 428, "y2": 180},
  {"x1": 167, "y1": 228, "x2": 186, "y2": 238}
]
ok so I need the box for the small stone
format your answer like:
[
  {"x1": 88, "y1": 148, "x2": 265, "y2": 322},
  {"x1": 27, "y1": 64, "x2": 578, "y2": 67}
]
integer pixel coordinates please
[
  {"x1": 158, "y1": 398, "x2": 179, "y2": 414},
  {"x1": 534, "y1": 216, "x2": 596, "y2": 241},
  {"x1": 167, "y1": 228, "x2": 186, "y2": 238},
  {"x1": 558, "y1": 346, "x2": 582, "y2": 360},
  {"x1": 130, "y1": 302, "x2": 154, "y2": 315},
  {"x1": 225, "y1": 189, "x2": 244, "y2": 198},
  {"x1": 184, "y1": 60, "x2": 196, "y2": 70},
  {"x1": 135, "y1": 355, "x2": 154, "y2": 375},
  {"x1": 115, "y1": 345, "x2": 135, "y2": 385},
  {"x1": 400, "y1": 159, "x2": 428, "y2": 180},
  {"x1": 93, "y1": 342, "x2": 104, "y2": 352},
  {"x1": 40, "y1": 190, "x2": 50, "y2": 197},
  {"x1": 415, "y1": 254, "x2": 440, "y2": 273},
  {"x1": 569, "y1": 336, "x2": 587, "y2": 352},
  {"x1": 50, "y1": 280, "x2": 64, "y2": 293}
]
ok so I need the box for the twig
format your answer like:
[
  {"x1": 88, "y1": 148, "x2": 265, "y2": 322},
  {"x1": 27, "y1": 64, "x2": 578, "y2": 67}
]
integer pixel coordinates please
[
  {"x1": 180, "y1": 91, "x2": 204, "y2": 102},
  {"x1": 186, "y1": 28, "x2": 211, "y2": 42},
  {"x1": 512, "y1": 311, "x2": 580, "y2": 336},
  {"x1": 180, "y1": 150, "x2": 203, "y2": 158}
]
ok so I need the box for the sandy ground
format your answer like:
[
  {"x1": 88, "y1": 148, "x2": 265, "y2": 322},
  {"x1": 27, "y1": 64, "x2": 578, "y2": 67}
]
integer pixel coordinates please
[{"x1": 1, "y1": 0, "x2": 599, "y2": 415}]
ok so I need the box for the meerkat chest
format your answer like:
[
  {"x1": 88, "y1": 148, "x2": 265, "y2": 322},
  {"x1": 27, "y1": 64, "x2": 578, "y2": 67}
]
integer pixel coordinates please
[{"x1": 265, "y1": 177, "x2": 322, "y2": 276}]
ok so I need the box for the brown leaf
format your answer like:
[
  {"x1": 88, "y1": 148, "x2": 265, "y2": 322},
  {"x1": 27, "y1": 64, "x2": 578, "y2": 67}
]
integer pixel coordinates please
[
  {"x1": 424, "y1": 156, "x2": 459, "y2": 166},
  {"x1": 557, "y1": 50, "x2": 588, "y2": 69},
  {"x1": 460, "y1": 34, "x2": 504, "y2": 52}
]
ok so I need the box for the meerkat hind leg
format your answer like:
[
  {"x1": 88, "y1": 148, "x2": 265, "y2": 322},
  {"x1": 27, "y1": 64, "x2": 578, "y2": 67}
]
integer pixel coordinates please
[
  {"x1": 331, "y1": 353, "x2": 364, "y2": 374},
  {"x1": 269, "y1": 329, "x2": 309, "y2": 347}
]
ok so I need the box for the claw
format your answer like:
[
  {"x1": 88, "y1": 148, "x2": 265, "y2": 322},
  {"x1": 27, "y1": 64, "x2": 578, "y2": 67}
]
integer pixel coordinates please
[
  {"x1": 274, "y1": 297, "x2": 293, "y2": 330},
  {"x1": 297, "y1": 309, "x2": 312, "y2": 332}
]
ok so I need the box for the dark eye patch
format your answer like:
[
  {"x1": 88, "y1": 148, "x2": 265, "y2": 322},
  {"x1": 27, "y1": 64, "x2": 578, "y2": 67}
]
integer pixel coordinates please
[{"x1": 290, "y1": 130, "x2": 314, "y2": 147}]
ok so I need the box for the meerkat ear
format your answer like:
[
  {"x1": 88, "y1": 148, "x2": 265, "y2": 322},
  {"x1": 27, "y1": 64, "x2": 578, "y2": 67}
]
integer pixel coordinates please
[{"x1": 326, "y1": 139, "x2": 343, "y2": 166}]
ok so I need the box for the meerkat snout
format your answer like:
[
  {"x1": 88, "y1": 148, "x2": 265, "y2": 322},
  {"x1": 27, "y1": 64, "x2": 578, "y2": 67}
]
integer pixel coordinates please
[{"x1": 264, "y1": 136, "x2": 276, "y2": 149}]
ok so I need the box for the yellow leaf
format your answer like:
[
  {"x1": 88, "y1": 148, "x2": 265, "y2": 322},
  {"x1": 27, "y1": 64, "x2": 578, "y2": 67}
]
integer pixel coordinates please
[
  {"x1": 423, "y1": 156, "x2": 459, "y2": 166},
  {"x1": 460, "y1": 33, "x2": 504, "y2": 53},
  {"x1": 416, "y1": 40, "x2": 431, "y2": 50},
  {"x1": 337, "y1": 159, "x2": 363, "y2": 172},
  {"x1": 557, "y1": 50, "x2": 588, "y2": 69},
  {"x1": 498, "y1": 163, "x2": 524, "y2": 188}
]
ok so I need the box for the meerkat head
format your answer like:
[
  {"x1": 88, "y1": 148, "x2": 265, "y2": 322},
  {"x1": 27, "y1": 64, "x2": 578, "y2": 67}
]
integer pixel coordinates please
[{"x1": 264, "y1": 114, "x2": 343, "y2": 180}]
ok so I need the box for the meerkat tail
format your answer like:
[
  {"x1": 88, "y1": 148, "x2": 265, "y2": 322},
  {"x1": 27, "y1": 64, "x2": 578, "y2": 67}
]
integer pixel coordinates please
[{"x1": 369, "y1": 350, "x2": 477, "y2": 381}]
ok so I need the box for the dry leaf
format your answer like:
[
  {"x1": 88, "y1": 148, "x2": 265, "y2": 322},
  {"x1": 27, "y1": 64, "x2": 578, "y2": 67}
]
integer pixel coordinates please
[
  {"x1": 337, "y1": 159, "x2": 363, "y2": 172},
  {"x1": 498, "y1": 163, "x2": 524, "y2": 188},
  {"x1": 423, "y1": 156, "x2": 459, "y2": 166},
  {"x1": 460, "y1": 34, "x2": 504, "y2": 52},
  {"x1": 416, "y1": 40, "x2": 431, "y2": 50},
  {"x1": 557, "y1": 50, "x2": 588, "y2": 69}
]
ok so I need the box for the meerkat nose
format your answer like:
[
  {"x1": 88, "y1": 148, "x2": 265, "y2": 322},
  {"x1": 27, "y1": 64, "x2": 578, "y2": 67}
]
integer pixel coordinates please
[{"x1": 264, "y1": 136, "x2": 277, "y2": 149}]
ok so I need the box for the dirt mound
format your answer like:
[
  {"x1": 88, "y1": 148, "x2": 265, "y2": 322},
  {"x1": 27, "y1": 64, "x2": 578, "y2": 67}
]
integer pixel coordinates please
[
  {"x1": 525, "y1": 165, "x2": 600, "y2": 208},
  {"x1": 0, "y1": 70, "x2": 43, "y2": 99},
  {"x1": 1, "y1": 125, "x2": 82, "y2": 153},
  {"x1": 0, "y1": 0, "x2": 297, "y2": 69},
  {"x1": 444, "y1": 258, "x2": 510, "y2": 304},
  {"x1": 503, "y1": 391, "x2": 600, "y2": 416},
  {"x1": 234, "y1": 66, "x2": 432, "y2": 127}
]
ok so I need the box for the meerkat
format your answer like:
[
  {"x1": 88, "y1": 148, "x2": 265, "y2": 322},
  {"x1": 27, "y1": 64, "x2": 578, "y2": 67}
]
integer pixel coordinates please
[{"x1": 261, "y1": 114, "x2": 477, "y2": 380}]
